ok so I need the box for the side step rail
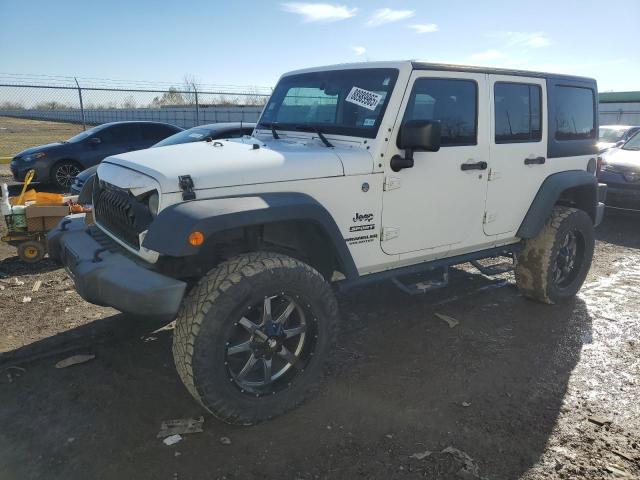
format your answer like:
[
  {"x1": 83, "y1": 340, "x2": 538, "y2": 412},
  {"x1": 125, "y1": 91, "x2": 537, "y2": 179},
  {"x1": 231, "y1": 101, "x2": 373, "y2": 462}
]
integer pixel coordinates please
[
  {"x1": 391, "y1": 267, "x2": 449, "y2": 295},
  {"x1": 470, "y1": 256, "x2": 515, "y2": 276}
]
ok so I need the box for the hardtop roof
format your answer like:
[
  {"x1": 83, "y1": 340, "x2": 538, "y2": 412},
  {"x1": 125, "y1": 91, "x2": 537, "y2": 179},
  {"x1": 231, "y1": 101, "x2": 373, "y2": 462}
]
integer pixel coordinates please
[
  {"x1": 411, "y1": 61, "x2": 596, "y2": 83},
  {"x1": 282, "y1": 60, "x2": 596, "y2": 84}
]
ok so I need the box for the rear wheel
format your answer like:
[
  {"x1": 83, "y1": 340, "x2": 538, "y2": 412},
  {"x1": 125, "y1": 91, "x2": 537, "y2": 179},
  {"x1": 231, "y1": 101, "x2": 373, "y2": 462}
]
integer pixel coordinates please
[
  {"x1": 18, "y1": 240, "x2": 45, "y2": 263},
  {"x1": 515, "y1": 206, "x2": 594, "y2": 304},
  {"x1": 172, "y1": 251, "x2": 339, "y2": 424},
  {"x1": 51, "y1": 160, "x2": 81, "y2": 191}
]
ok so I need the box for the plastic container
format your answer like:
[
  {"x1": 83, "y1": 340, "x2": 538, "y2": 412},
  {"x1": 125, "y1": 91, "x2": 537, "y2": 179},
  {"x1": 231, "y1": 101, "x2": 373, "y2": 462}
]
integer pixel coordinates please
[{"x1": 9, "y1": 205, "x2": 27, "y2": 229}]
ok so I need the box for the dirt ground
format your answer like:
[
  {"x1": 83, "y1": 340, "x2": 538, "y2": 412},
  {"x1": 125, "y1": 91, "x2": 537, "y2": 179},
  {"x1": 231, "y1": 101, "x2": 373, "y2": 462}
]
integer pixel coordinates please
[
  {"x1": 0, "y1": 116, "x2": 84, "y2": 158},
  {"x1": 1, "y1": 165, "x2": 639, "y2": 478}
]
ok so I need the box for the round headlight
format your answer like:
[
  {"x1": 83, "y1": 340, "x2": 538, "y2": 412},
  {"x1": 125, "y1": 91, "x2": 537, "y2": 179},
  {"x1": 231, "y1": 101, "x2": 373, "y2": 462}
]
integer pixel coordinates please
[{"x1": 148, "y1": 192, "x2": 159, "y2": 217}]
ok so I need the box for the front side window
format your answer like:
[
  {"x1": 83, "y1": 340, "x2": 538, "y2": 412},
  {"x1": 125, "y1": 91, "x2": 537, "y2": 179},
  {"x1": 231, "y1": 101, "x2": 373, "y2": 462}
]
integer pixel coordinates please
[
  {"x1": 259, "y1": 68, "x2": 399, "y2": 138},
  {"x1": 67, "y1": 125, "x2": 102, "y2": 143},
  {"x1": 554, "y1": 86, "x2": 595, "y2": 141},
  {"x1": 494, "y1": 83, "x2": 542, "y2": 143},
  {"x1": 402, "y1": 78, "x2": 477, "y2": 147}
]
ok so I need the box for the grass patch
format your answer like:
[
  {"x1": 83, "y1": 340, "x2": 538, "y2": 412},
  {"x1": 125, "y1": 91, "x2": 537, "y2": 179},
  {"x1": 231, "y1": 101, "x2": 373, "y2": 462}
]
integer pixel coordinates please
[{"x1": 0, "y1": 116, "x2": 85, "y2": 158}]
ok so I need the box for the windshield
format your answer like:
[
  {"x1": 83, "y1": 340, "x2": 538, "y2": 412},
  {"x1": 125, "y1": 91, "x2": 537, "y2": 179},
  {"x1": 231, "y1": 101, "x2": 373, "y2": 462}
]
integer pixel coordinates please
[
  {"x1": 599, "y1": 127, "x2": 626, "y2": 143},
  {"x1": 153, "y1": 127, "x2": 214, "y2": 147},
  {"x1": 622, "y1": 131, "x2": 640, "y2": 151},
  {"x1": 67, "y1": 125, "x2": 103, "y2": 143},
  {"x1": 258, "y1": 68, "x2": 399, "y2": 139}
]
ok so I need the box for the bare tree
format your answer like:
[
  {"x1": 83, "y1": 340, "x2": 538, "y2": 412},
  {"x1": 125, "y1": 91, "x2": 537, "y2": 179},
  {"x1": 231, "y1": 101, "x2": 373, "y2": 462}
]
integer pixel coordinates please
[
  {"x1": 244, "y1": 86, "x2": 269, "y2": 106},
  {"x1": 182, "y1": 74, "x2": 200, "y2": 104},
  {"x1": 151, "y1": 87, "x2": 186, "y2": 107},
  {"x1": 0, "y1": 101, "x2": 25, "y2": 110},
  {"x1": 122, "y1": 95, "x2": 137, "y2": 109},
  {"x1": 35, "y1": 101, "x2": 67, "y2": 110}
]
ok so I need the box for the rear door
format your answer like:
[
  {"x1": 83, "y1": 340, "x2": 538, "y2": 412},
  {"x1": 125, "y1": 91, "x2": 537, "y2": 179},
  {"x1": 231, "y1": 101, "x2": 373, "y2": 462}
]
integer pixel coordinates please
[
  {"x1": 102, "y1": 124, "x2": 143, "y2": 156},
  {"x1": 483, "y1": 76, "x2": 548, "y2": 236}
]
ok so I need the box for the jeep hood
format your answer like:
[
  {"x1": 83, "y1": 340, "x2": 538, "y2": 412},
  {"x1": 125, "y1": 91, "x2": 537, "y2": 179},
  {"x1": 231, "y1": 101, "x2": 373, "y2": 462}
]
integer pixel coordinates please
[{"x1": 100, "y1": 137, "x2": 370, "y2": 193}]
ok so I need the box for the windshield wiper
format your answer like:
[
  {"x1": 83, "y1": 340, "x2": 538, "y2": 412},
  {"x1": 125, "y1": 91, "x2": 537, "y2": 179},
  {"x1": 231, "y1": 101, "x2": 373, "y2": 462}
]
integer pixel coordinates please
[
  {"x1": 294, "y1": 125, "x2": 333, "y2": 148},
  {"x1": 258, "y1": 122, "x2": 280, "y2": 140}
]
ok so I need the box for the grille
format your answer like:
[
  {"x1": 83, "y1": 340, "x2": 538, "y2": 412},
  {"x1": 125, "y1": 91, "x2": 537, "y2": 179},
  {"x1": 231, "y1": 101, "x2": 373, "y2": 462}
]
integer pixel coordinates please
[
  {"x1": 604, "y1": 164, "x2": 639, "y2": 175},
  {"x1": 94, "y1": 180, "x2": 153, "y2": 249}
]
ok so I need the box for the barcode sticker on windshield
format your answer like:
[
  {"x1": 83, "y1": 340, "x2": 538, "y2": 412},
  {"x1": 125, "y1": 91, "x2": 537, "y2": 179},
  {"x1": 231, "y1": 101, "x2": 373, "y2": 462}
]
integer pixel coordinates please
[{"x1": 345, "y1": 86, "x2": 382, "y2": 111}]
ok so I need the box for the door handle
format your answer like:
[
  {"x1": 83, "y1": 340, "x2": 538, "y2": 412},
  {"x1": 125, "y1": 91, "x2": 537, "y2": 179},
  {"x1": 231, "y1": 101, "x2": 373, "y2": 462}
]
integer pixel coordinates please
[
  {"x1": 460, "y1": 161, "x2": 488, "y2": 171},
  {"x1": 524, "y1": 156, "x2": 546, "y2": 165}
]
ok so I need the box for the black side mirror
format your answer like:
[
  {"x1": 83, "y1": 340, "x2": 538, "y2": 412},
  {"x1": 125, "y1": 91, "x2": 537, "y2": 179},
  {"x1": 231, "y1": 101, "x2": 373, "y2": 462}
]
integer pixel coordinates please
[
  {"x1": 391, "y1": 120, "x2": 442, "y2": 172},
  {"x1": 90, "y1": 137, "x2": 101, "y2": 145}
]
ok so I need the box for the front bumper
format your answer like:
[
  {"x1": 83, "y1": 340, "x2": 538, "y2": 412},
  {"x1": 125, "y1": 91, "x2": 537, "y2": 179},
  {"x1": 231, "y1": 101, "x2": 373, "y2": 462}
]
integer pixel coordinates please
[
  {"x1": 598, "y1": 171, "x2": 640, "y2": 211},
  {"x1": 10, "y1": 159, "x2": 48, "y2": 183},
  {"x1": 48, "y1": 216, "x2": 187, "y2": 320}
]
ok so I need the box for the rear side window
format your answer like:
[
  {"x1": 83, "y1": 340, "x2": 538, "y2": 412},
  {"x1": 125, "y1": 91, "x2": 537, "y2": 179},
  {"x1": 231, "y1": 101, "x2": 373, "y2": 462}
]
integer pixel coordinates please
[
  {"x1": 554, "y1": 86, "x2": 595, "y2": 141},
  {"x1": 403, "y1": 78, "x2": 477, "y2": 147},
  {"x1": 142, "y1": 124, "x2": 177, "y2": 141},
  {"x1": 100, "y1": 124, "x2": 140, "y2": 143},
  {"x1": 494, "y1": 83, "x2": 542, "y2": 143}
]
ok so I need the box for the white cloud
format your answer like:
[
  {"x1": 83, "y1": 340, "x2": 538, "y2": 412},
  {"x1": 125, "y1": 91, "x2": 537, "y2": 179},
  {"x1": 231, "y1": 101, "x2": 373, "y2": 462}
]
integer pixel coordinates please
[
  {"x1": 493, "y1": 31, "x2": 551, "y2": 48},
  {"x1": 409, "y1": 23, "x2": 438, "y2": 34},
  {"x1": 280, "y1": 3, "x2": 357, "y2": 22},
  {"x1": 366, "y1": 8, "x2": 414, "y2": 27},
  {"x1": 470, "y1": 49, "x2": 507, "y2": 62},
  {"x1": 352, "y1": 46, "x2": 366, "y2": 56}
]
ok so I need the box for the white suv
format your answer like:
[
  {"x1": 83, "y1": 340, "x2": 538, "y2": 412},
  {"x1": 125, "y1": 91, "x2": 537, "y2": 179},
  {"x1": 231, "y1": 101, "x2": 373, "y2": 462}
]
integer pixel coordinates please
[{"x1": 50, "y1": 61, "x2": 606, "y2": 424}]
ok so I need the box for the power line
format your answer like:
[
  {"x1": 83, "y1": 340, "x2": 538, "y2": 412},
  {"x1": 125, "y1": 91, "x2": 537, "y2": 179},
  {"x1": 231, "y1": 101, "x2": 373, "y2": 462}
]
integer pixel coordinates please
[{"x1": 0, "y1": 73, "x2": 272, "y2": 94}]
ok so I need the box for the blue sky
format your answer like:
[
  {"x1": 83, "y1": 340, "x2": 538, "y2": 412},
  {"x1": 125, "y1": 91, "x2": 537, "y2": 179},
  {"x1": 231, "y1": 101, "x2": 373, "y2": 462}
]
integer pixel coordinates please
[{"x1": 1, "y1": 0, "x2": 638, "y2": 91}]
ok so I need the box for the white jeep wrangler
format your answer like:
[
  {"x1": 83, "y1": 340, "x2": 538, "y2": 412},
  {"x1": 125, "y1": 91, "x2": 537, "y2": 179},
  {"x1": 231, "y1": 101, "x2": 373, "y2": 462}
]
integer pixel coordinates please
[{"x1": 49, "y1": 61, "x2": 606, "y2": 424}]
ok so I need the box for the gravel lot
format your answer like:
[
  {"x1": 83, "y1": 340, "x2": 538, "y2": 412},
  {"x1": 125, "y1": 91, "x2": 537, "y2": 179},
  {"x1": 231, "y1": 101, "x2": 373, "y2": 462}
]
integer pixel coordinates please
[{"x1": 1, "y1": 161, "x2": 639, "y2": 479}]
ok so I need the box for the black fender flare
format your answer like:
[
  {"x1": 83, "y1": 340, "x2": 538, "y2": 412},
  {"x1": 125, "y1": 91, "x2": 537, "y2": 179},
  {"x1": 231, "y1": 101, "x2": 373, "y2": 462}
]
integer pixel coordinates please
[
  {"x1": 143, "y1": 192, "x2": 358, "y2": 279},
  {"x1": 517, "y1": 170, "x2": 597, "y2": 239}
]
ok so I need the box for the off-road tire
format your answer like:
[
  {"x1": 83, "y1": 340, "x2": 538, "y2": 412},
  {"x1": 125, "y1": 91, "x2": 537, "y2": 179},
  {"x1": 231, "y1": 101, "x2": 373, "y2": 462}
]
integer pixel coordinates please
[
  {"x1": 172, "y1": 251, "x2": 339, "y2": 425},
  {"x1": 515, "y1": 206, "x2": 594, "y2": 304},
  {"x1": 18, "y1": 240, "x2": 45, "y2": 263}
]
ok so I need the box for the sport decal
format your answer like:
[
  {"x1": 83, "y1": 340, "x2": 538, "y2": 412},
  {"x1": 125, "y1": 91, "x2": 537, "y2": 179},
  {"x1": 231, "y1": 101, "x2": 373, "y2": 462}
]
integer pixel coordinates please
[{"x1": 346, "y1": 211, "x2": 377, "y2": 243}]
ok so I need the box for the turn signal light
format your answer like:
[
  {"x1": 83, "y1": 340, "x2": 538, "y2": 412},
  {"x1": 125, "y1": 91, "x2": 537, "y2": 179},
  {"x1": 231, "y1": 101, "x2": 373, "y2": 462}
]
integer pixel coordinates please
[{"x1": 188, "y1": 231, "x2": 205, "y2": 246}]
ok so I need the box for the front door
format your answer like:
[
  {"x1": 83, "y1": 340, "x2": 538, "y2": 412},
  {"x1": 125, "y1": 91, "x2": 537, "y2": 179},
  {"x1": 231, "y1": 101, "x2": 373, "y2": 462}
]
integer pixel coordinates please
[
  {"x1": 483, "y1": 75, "x2": 547, "y2": 236},
  {"x1": 381, "y1": 71, "x2": 489, "y2": 255}
]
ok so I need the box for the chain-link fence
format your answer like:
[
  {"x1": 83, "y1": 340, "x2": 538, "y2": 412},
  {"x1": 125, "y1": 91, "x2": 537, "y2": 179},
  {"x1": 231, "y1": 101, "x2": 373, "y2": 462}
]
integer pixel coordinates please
[{"x1": 0, "y1": 74, "x2": 271, "y2": 130}]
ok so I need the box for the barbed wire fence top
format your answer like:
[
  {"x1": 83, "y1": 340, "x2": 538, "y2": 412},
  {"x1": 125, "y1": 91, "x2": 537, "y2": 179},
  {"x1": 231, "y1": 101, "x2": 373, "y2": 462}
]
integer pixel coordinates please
[{"x1": 0, "y1": 73, "x2": 272, "y2": 129}]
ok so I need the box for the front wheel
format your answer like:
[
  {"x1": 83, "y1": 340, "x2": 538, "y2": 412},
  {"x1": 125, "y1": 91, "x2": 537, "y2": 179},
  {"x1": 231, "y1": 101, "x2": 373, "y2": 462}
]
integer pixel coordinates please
[
  {"x1": 515, "y1": 206, "x2": 595, "y2": 304},
  {"x1": 172, "y1": 252, "x2": 339, "y2": 424},
  {"x1": 51, "y1": 160, "x2": 81, "y2": 191}
]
